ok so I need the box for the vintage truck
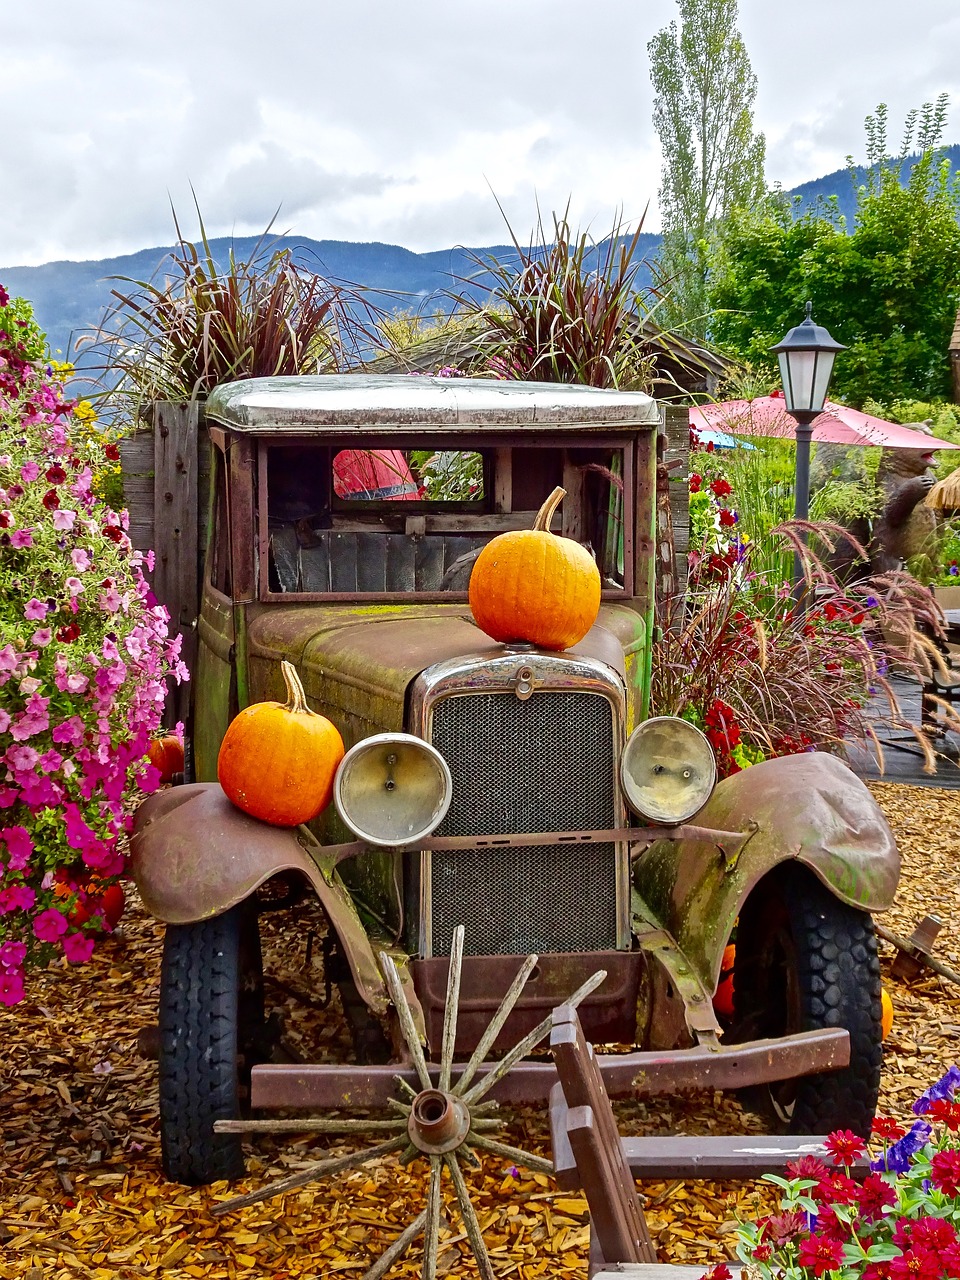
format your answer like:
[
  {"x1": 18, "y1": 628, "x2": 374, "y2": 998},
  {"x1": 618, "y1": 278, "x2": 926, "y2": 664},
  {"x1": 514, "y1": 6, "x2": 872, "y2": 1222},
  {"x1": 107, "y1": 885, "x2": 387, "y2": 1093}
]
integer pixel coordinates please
[{"x1": 129, "y1": 374, "x2": 898, "y2": 1185}]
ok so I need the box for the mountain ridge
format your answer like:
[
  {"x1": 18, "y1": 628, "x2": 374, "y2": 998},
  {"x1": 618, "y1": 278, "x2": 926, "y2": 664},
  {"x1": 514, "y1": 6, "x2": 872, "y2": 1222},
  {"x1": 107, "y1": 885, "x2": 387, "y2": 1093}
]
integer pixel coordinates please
[{"x1": 3, "y1": 147, "x2": 958, "y2": 364}]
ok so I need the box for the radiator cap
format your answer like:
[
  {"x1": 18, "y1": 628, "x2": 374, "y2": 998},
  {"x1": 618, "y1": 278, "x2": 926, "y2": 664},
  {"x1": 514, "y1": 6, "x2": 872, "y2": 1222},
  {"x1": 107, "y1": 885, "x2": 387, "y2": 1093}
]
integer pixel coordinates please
[{"x1": 334, "y1": 733, "x2": 453, "y2": 847}]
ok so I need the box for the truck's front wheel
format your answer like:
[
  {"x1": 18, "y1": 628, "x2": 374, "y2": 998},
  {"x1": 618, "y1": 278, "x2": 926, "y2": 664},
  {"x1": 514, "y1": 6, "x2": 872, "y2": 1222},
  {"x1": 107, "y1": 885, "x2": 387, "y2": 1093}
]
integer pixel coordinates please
[
  {"x1": 158, "y1": 903, "x2": 265, "y2": 1184},
  {"x1": 734, "y1": 864, "x2": 882, "y2": 1137}
]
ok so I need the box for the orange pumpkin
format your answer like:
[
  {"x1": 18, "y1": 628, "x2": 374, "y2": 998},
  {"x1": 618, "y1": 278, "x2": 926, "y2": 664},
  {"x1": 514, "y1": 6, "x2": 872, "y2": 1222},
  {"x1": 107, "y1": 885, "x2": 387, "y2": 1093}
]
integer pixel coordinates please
[
  {"x1": 713, "y1": 942, "x2": 736, "y2": 1018},
  {"x1": 881, "y1": 987, "x2": 894, "y2": 1041},
  {"x1": 217, "y1": 660, "x2": 345, "y2": 826},
  {"x1": 53, "y1": 873, "x2": 125, "y2": 929},
  {"x1": 468, "y1": 486, "x2": 601, "y2": 651},
  {"x1": 147, "y1": 733, "x2": 185, "y2": 783}
]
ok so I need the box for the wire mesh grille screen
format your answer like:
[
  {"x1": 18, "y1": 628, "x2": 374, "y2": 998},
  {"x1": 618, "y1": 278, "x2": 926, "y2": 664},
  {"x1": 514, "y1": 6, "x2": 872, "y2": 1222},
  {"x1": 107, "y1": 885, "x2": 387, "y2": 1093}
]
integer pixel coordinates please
[{"x1": 428, "y1": 691, "x2": 618, "y2": 956}]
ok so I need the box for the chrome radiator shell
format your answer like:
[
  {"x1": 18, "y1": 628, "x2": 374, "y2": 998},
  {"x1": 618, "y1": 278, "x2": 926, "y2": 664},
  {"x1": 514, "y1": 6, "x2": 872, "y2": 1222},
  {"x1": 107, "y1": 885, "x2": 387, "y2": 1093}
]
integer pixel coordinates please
[{"x1": 408, "y1": 649, "x2": 629, "y2": 958}]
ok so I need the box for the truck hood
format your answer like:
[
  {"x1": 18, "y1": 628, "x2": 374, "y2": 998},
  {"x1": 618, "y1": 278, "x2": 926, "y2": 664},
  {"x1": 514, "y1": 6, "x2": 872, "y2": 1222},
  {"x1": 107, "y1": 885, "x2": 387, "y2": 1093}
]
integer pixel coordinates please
[{"x1": 245, "y1": 601, "x2": 645, "y2": 745}]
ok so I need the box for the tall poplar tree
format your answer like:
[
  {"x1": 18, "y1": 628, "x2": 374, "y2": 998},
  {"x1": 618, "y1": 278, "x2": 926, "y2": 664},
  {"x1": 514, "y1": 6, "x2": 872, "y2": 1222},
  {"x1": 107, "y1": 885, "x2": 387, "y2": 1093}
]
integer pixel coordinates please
[{"x1": 648, "y1": 0, "x2": 766, "y2": 338}]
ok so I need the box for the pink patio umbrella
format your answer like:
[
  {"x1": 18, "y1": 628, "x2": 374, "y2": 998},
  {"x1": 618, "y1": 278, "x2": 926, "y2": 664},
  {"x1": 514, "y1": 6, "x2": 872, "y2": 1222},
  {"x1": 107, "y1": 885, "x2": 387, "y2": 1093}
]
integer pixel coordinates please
[{"x1": 690, "y1": 392, "x2": 960, "y2": 454}]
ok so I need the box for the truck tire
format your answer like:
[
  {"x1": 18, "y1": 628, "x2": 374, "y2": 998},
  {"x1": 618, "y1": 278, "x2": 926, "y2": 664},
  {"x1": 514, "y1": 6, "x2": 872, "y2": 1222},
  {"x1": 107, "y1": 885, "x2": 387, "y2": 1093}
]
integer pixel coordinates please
[
  {"x1": 734, "y1": 863, "x2": 882, "y2": 1138},
  {"x1": 158, "y1": 903, "x2": 265, "y2": 1184}
]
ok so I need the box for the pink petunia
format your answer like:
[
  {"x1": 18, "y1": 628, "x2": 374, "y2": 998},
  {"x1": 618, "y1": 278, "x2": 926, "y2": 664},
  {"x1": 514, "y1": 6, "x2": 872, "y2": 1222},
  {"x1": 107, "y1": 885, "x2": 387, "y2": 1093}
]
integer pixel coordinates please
[
  {"x1": 64, "y1": 576, "x2": 84, "y2": 597},
  {"x1": 0, "y1": 940, "x2": 27, "y2": 969},
  {"x1": 99, "y1": 587, "x2": 122, "y2": 613},
  {"x1": 0, "y1": 884, "x2": 36, "y2": 914},
  {"x1": 0, "y1": 826, "x2": 33, "y2": 870},
  {"x1": 62, "y1": 932, "x2": 95, "y2": 964},
  {"x1": 31, "y1": 628, "x2": 52, "y2": 647},
  {"x1": 19, "y1": 461, "x2": 39, "y2": 483},
  {"x1": 52, "y1": 508, "x2": 77, "y2": 531},
  {"x1": 10, "y1": 529, "x2": 33, "y2": 548},
  {"x1": 0, "y1": 970, "x2": 24, "y2": 1005},
  {"x1": 24, "y1": 598, "x2": 48, "y2": 621},
  {"x1": 33, "y1": 908, "x2": 69, "y2": 942},
  {"x1": 70, "y1": 548, "x2": 91, "y2": 572}
]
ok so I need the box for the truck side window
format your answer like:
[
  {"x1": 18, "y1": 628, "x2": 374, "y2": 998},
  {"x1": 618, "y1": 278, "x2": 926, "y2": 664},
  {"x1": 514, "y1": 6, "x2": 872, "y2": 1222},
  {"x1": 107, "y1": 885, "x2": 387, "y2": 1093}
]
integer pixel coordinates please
[{"x1": 209, "y1": 454, "x2": 232, "y2": 597}]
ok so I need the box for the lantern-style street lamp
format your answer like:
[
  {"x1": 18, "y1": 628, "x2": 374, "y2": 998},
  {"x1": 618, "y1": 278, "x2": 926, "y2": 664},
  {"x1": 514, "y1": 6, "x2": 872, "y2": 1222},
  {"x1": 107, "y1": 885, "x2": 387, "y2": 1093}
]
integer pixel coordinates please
[{"x1": 771, "y1": 301, "x2": 846, "y2": 586}]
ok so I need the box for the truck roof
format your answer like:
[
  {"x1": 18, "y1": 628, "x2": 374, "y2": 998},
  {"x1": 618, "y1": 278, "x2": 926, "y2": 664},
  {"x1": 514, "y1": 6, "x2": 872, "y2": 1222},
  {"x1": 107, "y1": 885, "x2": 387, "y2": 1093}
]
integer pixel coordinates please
[{"x1": 205, "y1": 374, "x2": 661, "y2": 435}]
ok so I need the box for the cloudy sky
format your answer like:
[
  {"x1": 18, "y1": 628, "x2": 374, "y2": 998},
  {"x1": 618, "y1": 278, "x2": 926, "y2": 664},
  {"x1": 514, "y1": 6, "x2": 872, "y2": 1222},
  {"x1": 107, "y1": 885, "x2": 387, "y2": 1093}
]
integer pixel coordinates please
[{"x1": 3, "y1": 0, "x2": 959, "y2": 268}]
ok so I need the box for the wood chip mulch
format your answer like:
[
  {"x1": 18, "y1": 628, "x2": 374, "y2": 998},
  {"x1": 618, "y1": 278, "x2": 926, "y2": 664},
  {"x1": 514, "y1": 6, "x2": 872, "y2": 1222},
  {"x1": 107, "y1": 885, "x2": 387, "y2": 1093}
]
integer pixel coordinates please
[{"x1": 2, "y1": 780, "x2": 959, "y2": 1280}]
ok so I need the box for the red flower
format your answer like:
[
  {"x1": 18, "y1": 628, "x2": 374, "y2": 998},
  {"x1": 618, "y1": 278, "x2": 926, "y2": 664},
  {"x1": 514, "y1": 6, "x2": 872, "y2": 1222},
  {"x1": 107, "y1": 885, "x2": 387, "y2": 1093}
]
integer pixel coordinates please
[
  {"x1": 702, "y1": 1267, "x2": 731, "y2": 1280},
  {"x1": 925, "y1": 1098, "x2": 960, "y2": 1131},
  {"x1": 889, "y1": 1246, "x2": 945, "y2": 1280},
  {"x1": 42, "y1": 488, "x2": 60, "y2": 510},
  {"x1": 786, "y1": 1154, "x2": 830, "y2": 1184},
  {"x1": 45, "y1": 463, "x2": 66, "y2": 483},
  {"x1": 104, "y1": 443, "x2": 121, "y2": 462},
  {"x1": 824, "y1": 1128, "x2": 866, "y2": 1167},
  {"x1": 103, "y1": 525, "x2": 124, "y2": 543},
  {"x1": 858, "y1": 1171, "x2": 897, "y2": 1220},
  {"x1": 56, "y1": 622, "x2": 81, "y2": 643},
  {"x1": 930, "y1": 1147, "x2": 960, "y2": 1197},
  {"x1": 819, "y1": 1171, "x2": 860, "y2": 1205},
  {"x1": 718, "y1": 508, "x2": 737, "y2": 527},
  {"x1": 710, "y1": 477, "x2": 732, "y2": 497},
  {"x1": 797, "y1": 1234, "x2": 845, "y2": 1277},
  {"x1": 689, "y1": 473, "x2": 702, "y2": 493}
]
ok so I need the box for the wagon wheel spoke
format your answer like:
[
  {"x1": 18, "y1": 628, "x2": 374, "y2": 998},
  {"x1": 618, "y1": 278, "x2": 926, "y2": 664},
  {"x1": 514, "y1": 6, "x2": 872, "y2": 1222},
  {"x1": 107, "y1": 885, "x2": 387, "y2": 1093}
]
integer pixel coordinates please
[
  {"x1": 445, "y1": 1151, "x2": 496, "y2": 1280},
  {"x1": 439, "y1": 926, "x2": 464, "y2": 1092}
]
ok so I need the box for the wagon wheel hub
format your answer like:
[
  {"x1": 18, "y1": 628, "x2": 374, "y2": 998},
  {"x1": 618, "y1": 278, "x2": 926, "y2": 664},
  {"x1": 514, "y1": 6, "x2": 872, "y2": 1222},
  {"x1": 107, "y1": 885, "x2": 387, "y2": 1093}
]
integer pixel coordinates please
[{"x1": 407, "y1": 1087, "x2": 471, "y2": 1154}]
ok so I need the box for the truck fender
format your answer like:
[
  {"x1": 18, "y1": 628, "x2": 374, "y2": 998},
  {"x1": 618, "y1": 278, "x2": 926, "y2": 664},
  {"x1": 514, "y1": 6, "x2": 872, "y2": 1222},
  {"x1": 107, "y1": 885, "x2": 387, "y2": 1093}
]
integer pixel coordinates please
[
  {"x1": 131, "y1": 783, "x2": 390, "y2": 1017},
  {"x1": 633, "y1": 751, "x2": 899, "y2": 995}
]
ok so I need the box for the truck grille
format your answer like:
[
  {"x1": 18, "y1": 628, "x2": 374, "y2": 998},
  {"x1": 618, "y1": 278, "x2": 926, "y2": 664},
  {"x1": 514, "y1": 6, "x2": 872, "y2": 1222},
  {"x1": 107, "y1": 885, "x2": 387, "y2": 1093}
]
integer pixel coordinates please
[{"x1": 428, "y1": 690, "x2": 618, "y2": 957}]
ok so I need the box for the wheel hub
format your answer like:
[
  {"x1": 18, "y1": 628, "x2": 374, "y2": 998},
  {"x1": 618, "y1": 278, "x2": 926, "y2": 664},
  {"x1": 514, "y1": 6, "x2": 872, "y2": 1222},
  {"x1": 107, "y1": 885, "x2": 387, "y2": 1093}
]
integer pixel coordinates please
[{"x1": 407, "y1": 1088, "x2": 472, "y2": 1154}]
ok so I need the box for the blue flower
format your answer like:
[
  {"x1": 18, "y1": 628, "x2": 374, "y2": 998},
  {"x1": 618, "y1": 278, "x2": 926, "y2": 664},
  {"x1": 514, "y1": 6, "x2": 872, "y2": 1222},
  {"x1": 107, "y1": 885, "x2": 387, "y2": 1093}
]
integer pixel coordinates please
[
  {"x1": 950, "y1": 563, "x2": 959, "y2": 576},
  {"x1": 913, "y1": 1064, "x2": 960, "y2": 1115},
  {"x1": 871, "y1": 1119, "x2": 932, "y2": 1173},
  {"x1": 865, "y1": 595, "x2": 879, "y2": 608}
]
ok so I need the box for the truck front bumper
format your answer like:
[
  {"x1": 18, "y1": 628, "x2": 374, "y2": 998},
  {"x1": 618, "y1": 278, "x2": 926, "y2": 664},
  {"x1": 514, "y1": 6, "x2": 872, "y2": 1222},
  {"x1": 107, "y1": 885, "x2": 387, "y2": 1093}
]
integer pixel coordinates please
[{"x1": 250, "y1": 1026, "x2": 849, "y2": 1108}]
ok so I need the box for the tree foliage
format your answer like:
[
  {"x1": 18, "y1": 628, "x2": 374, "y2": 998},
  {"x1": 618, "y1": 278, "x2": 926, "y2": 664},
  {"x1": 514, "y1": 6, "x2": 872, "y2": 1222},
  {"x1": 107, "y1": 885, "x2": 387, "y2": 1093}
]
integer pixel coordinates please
[
  {"x1": 708, "y1": 96, "x2": 960, "y2": 407},
  {"x1": 648, "y1": 0, "x2": 765, "y2": 338}
]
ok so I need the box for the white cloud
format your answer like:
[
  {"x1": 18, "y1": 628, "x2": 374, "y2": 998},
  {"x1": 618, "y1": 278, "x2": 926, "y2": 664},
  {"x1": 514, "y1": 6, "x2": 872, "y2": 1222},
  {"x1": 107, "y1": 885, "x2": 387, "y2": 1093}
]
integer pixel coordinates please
[{"x1": 1, "y1": 0, "x2": 958, "y2": 266}]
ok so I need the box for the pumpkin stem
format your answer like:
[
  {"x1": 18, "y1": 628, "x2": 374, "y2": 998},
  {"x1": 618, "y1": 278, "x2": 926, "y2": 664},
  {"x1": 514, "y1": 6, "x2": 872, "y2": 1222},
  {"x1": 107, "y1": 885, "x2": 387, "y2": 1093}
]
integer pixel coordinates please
[
  {"x1": 280, "y1": 660, "x2": 314, "y2": 715},
  {"x1": 532, "y1": 486, "x2": 566, "y2": 533}
]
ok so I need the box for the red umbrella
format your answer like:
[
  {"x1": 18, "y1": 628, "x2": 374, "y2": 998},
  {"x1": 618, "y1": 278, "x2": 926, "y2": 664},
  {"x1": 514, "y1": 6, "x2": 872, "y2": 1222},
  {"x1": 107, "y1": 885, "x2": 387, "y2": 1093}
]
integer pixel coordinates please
[
  {"x1": 690, "y1": 392, "x2": 959, "y2": 453},
  {"x1": 333, "y1": 449, "x2": 422, "y2": 500}
]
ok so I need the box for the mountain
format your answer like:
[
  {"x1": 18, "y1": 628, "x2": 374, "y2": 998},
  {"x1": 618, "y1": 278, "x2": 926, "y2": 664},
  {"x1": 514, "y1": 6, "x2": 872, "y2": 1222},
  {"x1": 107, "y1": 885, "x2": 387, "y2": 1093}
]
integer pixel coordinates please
[{"x1": 2, "y1": 147, "x2": 957, "y2": 365}]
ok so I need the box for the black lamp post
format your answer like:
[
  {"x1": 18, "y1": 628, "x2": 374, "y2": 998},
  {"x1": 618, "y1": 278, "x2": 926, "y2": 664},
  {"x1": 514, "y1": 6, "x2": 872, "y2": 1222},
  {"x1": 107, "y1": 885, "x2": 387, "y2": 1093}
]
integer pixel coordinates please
[{"x1": 770, "y1": 301, "x2": 846, "y2": 587}]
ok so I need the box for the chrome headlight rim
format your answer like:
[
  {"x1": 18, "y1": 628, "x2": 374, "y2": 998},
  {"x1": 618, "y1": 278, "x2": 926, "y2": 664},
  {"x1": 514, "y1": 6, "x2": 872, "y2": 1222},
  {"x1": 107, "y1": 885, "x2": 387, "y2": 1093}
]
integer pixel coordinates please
[{"x1": 620, "y1": 716, "x2": 717, "y2": 825}]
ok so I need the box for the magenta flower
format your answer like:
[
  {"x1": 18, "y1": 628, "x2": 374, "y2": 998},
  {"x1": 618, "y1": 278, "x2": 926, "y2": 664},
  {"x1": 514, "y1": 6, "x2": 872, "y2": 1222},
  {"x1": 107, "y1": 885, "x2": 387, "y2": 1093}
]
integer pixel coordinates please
[
  {"x1": 62, "y1": 932, "x2": 95, "y2": 964},
  {"x1": 32, "y1": 907, "x2": 69, "y2": 942},
  {"x1": 0, "y1": 971, "x2": 25, "y2": 1005},
  {"x1": 0, "y1": 826, "x2": 33, "y2": 870},
  {"x1": 0, "y1": 884, "x2": 36, "y2": 913},
  {"x1": 19, "y1": 461, "x2": 39, "y2": 483},
  {"x1": 10, "y1": 529, "x2": 33, "y2": 548},
  {"x1": 31, "y1": 627, "x2": 52, "y2": 647},
  {"x1": 0, "y1": 940, "x2": 27, "y2": 969}
]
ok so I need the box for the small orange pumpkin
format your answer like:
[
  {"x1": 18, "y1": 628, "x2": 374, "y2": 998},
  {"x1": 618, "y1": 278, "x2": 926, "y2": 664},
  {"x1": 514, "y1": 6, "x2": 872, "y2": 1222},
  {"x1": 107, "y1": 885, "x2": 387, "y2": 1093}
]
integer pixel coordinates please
[
  {"x1": 881, "y1": 987, "x2": 894, "y2": 1041},
  {"x1": 53, "y1": 873, "x2": 125, "y2": 929},
  {"x1": 217, "y1": 660, "x2": 345, "y2": 826},
  {"x1": 147, "y1": 733, "x2": 185, "y2": 784},
  {"x1": 468, "y1": 486, "x2": 601, "y2": 651}
]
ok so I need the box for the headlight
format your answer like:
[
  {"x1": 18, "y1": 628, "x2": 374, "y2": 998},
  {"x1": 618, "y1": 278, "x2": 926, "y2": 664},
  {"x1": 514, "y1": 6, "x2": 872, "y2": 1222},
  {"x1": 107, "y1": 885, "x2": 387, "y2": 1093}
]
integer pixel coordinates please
[
  {"x1": 620, "y1": 717, "x2": 717, "y2": 824},
  {"x1": 334, "y1": 733, "x2": 453, "y2": 847}
]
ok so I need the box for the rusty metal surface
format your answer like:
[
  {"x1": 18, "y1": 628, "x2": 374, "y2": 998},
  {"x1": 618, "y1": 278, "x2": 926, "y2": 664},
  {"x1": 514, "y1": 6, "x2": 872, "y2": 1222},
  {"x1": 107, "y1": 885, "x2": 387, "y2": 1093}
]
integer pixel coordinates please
[
  {"x1": 205, "y1": 375, "x2": 661, "y2": 434},
  {"x1": 130, "y1": 783, "x2": 391, "y2": 1017},
  {"x1": 249, "y1": 1026, "x2": 850, "y2": 1110},
  {"x1": 634, "y1": 752, "x2": 900, "y2": 994},
  {"x1": 412, "y1": 952, "x2": 642, "y2": 1057}
]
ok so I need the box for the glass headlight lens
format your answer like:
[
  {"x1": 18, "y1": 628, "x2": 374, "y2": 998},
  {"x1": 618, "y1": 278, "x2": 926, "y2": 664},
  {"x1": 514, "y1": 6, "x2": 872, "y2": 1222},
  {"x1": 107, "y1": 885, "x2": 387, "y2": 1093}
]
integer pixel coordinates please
[
  {"x1": 620, "y1": 717, "x2": 717, "y2": 824},
  {"x1": 334, "y1": 733, "x2": 453, "y2": 847}
]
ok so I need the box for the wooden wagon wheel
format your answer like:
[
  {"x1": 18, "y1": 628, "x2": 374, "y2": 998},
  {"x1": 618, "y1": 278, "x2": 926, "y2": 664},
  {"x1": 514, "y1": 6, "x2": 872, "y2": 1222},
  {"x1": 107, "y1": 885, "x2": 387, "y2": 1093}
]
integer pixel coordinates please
[{"x1": 212, "y1": 925, "x2": 606, "y2": 1279}]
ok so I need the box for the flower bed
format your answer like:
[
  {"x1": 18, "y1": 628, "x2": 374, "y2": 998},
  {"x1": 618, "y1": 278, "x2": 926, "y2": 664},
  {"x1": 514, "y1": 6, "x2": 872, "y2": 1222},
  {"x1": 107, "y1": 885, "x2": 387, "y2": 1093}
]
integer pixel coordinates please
[{"x1": 0, "y1": 289, "x2": 185, "y2": 1002}]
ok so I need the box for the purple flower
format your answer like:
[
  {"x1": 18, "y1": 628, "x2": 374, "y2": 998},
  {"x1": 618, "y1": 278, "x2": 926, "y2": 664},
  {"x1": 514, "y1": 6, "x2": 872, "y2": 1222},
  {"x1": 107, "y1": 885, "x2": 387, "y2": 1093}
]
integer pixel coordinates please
[
  {"x1": 871, "y1": 1119, "x2": 932, "y2": 1173},
  {"x1": 913, "y1": 1064, "x2": 960, "y2": 1114}
]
